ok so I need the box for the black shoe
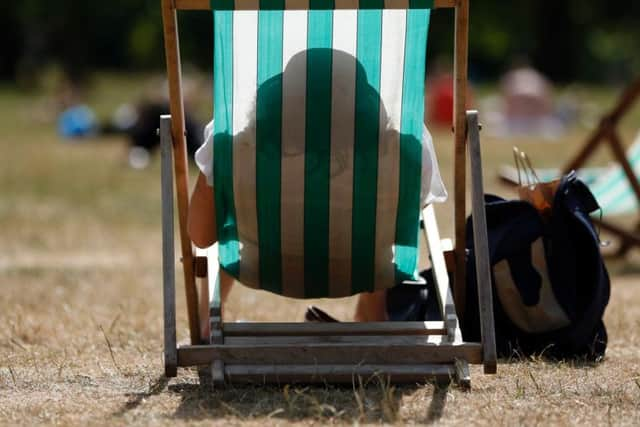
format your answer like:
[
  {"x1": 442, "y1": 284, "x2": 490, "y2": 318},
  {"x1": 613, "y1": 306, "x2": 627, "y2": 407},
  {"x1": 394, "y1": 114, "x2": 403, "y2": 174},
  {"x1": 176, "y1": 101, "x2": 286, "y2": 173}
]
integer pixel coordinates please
[{"x1": 304, "y1": 305, "x2": 340, "y2": 322}]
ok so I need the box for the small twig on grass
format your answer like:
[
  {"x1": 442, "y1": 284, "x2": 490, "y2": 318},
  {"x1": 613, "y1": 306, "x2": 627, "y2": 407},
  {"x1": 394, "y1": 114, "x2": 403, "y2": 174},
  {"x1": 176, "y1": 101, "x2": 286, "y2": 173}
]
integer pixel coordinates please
[
  {"x1": 352, "y1": 375, "x2": 366, "y2": 421},
  {"x1": 108, "y1": 312, "x2": 122, "y2": 334},
  {"x1": 302, "y1": 392, "x2": 337, "y2": 419},
  {"x1": 266, "y1": 408, "x2": 285, "y2": 418},
  {"x1": 377, "y1": 374, "x2": 398, "y2": 423},
  {"x1": 219, "y1": 400, "x2": 243, "y2": 418},
  {"x1": 7, "y1": 365, "x2": 17, "y2": 386},
  {"x1": 30, "y1": 354, "x2": 43, "y2": 381},
  {"x1": 515, "y1": 378, "x2": 525, "y2": 399},
  {"x1": 56, "y1": 350, "x2": 68, "y2": 379},
  {"x1": 99, "y1": 324, "x2": 122, "y2": 374},
  {"x1": 9, "y1": 338, "x2": 27, "y2": 352},
  {"x1": 528, "y1": 370, "x2": 542, "y2": 393}
]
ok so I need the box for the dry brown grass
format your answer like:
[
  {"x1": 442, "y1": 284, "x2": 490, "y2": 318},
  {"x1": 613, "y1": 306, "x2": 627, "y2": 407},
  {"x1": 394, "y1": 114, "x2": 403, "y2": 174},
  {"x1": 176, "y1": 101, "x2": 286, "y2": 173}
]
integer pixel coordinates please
[{"x1": 1, "y1": 78, "x2": 640, "y2": 426}]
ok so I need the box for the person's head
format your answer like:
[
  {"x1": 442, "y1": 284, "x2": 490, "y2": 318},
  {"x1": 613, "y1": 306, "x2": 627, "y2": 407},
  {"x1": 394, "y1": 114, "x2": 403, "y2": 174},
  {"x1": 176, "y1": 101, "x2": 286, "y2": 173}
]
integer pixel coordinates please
[{"x1": 242, "y1": 48, "x2": 391, "y2": 177}]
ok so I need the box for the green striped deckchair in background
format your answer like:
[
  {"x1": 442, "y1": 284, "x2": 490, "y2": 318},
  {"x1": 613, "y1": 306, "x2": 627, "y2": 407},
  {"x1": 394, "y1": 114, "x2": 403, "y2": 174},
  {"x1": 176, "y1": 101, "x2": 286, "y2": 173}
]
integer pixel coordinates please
[
  {"x1": 498, "y1": 78, "x2": 640, "y2": 260},
  {"x1": 213, "y1": 0, "x2": 435, "y2": 298},
  {"x1": 588, "y1": 132, "x2": 640, "y2": 215},
  {"x1": 499, "y1": 131, "x2": 640, "y2": 216}
]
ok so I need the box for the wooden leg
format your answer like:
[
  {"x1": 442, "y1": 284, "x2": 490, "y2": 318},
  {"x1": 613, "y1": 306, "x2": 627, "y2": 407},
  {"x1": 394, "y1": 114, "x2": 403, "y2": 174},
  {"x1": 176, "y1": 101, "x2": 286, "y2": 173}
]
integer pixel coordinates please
[
  {"x1": 453, "y1": 0, "x2": 470, "y2": 324},
  {"x1": 454, "y1": 358, "x2": 471, "y2": 389},
  {"x1": 467, "y1": 111, "x2": 497, "y2": 375},
  {"x1": 160, "y1": 115, "x2": 177, "y2": 378},
  {"x1": 211, "y1": 360, "x2": 225, "y2": 387},
  {"x1": 161, "y1": 0, "x2": 200, "y2": 345}
]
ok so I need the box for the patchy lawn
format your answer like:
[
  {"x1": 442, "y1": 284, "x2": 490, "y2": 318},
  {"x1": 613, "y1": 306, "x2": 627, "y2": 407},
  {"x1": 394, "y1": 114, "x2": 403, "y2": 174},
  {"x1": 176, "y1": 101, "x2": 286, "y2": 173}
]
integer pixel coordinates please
[{"x1": 1, "y1": 78, "x2": 639, "y2": 425}]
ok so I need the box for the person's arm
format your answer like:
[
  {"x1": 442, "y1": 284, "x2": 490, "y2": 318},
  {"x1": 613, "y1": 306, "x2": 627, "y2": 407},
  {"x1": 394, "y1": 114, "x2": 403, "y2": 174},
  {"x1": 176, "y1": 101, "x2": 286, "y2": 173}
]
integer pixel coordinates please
[{"x1": 188, "y1": 172, "x2": 217, "y2": 248}]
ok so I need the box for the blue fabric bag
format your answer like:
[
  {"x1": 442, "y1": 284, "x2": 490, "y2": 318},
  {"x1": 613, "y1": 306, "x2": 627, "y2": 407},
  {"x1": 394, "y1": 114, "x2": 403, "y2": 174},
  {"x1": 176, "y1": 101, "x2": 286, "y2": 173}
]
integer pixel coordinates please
[{"x1": 387, "y1": 172, "x2": 610, "y2": 360}]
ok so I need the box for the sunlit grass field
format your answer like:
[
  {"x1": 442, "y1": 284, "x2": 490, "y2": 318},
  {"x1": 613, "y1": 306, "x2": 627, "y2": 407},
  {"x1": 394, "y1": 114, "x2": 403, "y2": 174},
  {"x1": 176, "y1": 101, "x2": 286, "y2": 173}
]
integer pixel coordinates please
[{"x1": 1, "y1": 75, "x2": 639, "y2": 425}]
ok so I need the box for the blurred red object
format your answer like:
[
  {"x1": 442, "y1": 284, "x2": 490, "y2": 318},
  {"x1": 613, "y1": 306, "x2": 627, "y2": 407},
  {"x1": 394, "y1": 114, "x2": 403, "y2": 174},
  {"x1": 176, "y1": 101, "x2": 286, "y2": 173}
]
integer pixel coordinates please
[{"x1": 427, "y1": 74, "x2": 474, "y2": 128}]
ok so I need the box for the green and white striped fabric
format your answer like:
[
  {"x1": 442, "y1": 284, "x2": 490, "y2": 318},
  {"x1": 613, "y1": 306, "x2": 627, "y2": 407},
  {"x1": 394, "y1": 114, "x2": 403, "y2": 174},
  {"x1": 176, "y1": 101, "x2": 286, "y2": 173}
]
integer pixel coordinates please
[
  {"x1": 212, "y1": 0, "x2": 433, "y2": 298},
  {"x1": 589, "y1": 132, "x2": 640, "y2": 216},
  {"x1": 500, "y1": 132, "x2": 640, "y2": 217}
]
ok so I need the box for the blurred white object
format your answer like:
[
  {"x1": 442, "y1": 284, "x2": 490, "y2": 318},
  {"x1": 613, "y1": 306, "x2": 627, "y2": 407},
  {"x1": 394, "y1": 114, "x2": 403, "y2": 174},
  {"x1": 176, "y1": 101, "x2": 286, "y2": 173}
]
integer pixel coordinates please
[
  {"x1": 128, "y1": 146, "x2": 151, "y2": 169},
  {"x1": 482, "y1": 66, "x2": 572, "y2": 140},
  {"x1": 112, "y1": 103, "x2": 138, "y2": 131}
]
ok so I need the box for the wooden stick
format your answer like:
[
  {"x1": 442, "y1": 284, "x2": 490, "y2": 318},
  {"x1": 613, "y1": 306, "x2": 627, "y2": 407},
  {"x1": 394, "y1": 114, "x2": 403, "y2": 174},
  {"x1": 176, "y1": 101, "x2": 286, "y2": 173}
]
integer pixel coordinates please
[
  {"x1": 608, "y1": 130, "x2": 640, "y2": 206},
  {"x1": 452, "y1": 0, "x2": 469, "y2": 322},
  {"x1": 223, "y1": 363, "x2": 457, "y2": 384},
  {"x1": 211, "y1": 359, "x2": 225, "y2": 386},
  {"x1": 222, "y1": 321, "x2": 447, "y2": 336},
  {"x1": 160, "y1": 115, "x2": 178, "y2": 378},
  {"x1": 562, "y1": 122, "x2": 613, "y2": 174},
  {"x1": 174, "y1": 0, "x2": 458, "y2": 9},
  {"x1": 612, "y1": 221, "x2": 640, "y2": 257},
  {"x1": 594, "y1": 218, "x2": 640, "y2": 247},
  {"x1": 605, "y1": 78, "x2": 640, "y2": 123},
  {"x1": 224, "y1": 334, "x2": 450, "y2": 345},
  {"x1": 454, "y1": 358, "x2": 470, "y2": 389},
  {"x1": 466, "y1": 111, "x2": 497, "y2": 375},
  {"x1": 161, "y1": 0, "x2": 200, "y2": 345},
  {"x1": 562, "y1": 78, "x2": 640, "y2": 173},
  {"x1": 177, "y1": 340, "x2": 483, "y2": 365}
]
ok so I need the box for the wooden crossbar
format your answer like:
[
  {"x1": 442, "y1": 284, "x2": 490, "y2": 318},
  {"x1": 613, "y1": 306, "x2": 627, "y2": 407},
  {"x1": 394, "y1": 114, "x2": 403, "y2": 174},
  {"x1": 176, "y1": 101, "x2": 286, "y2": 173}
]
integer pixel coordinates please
[
  {"x1": 222, "y1": 364, "x2": 458, "y2": 384},
  {"x1": 222, "y1": 321, "x2": 447, "y2": 336},
  {"x1": 223, "y1": 335, "x2": 450, "y2": 344},
  {"x1": 177, "y1": 340, "x2": 483, "y2": 366},
  {"x1": 173, "y1": 0, "x2": 458, "y2": 10}
]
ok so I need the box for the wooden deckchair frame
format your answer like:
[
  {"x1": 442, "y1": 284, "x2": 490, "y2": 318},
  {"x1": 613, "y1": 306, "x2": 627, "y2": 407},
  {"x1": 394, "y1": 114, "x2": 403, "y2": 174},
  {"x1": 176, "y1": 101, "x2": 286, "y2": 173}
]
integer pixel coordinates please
[
  {"x1": 498, "y1": 78, "x2": 640, "y2": 256},
  {"x1": 561, "y1": 78, "x2": 640, "y2": 256},
  {"x1": 160, "y1": 0, "x2": 496, "y2": 386}
]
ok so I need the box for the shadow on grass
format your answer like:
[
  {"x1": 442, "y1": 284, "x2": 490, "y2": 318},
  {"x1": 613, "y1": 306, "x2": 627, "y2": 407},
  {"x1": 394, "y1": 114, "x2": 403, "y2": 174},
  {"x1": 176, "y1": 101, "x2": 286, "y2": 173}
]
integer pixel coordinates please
[
  {"x1": 160, "y1": 369, "x2": 452, "y2": 423},
  {"x1": 425, "y1": 383, "x2": 449, "y2": 424},
  {"x1": 113, "y1": 375, "x2": 169, "y2": 417},
  {"x1": 501, "y1": 347, "x2": 606, "y2": 367}
]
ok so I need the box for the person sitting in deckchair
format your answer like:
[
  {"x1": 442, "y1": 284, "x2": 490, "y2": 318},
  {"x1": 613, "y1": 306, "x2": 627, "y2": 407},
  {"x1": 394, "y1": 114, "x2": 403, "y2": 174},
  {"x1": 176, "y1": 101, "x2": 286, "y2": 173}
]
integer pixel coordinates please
[{"x1": 188, "y1": 49, "x2": 446, "y2": 339}]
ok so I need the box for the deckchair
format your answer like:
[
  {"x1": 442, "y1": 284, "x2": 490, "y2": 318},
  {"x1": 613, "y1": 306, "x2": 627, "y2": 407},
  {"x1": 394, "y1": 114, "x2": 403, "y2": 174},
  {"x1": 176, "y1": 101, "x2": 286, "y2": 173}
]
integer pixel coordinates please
[
  {"x1": 499, "y1": 78, "x2": 640, "y2": 256},
  {"x1": 160, "y1": 0, "x2": 496, "y2": 386}
]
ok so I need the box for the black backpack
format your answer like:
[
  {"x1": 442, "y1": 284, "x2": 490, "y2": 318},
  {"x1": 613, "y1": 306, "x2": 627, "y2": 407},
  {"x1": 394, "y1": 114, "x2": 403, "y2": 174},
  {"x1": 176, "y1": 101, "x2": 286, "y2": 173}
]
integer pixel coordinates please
[{"x1": 387, "y1": 173, "x2": 610, "y2": 360}]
